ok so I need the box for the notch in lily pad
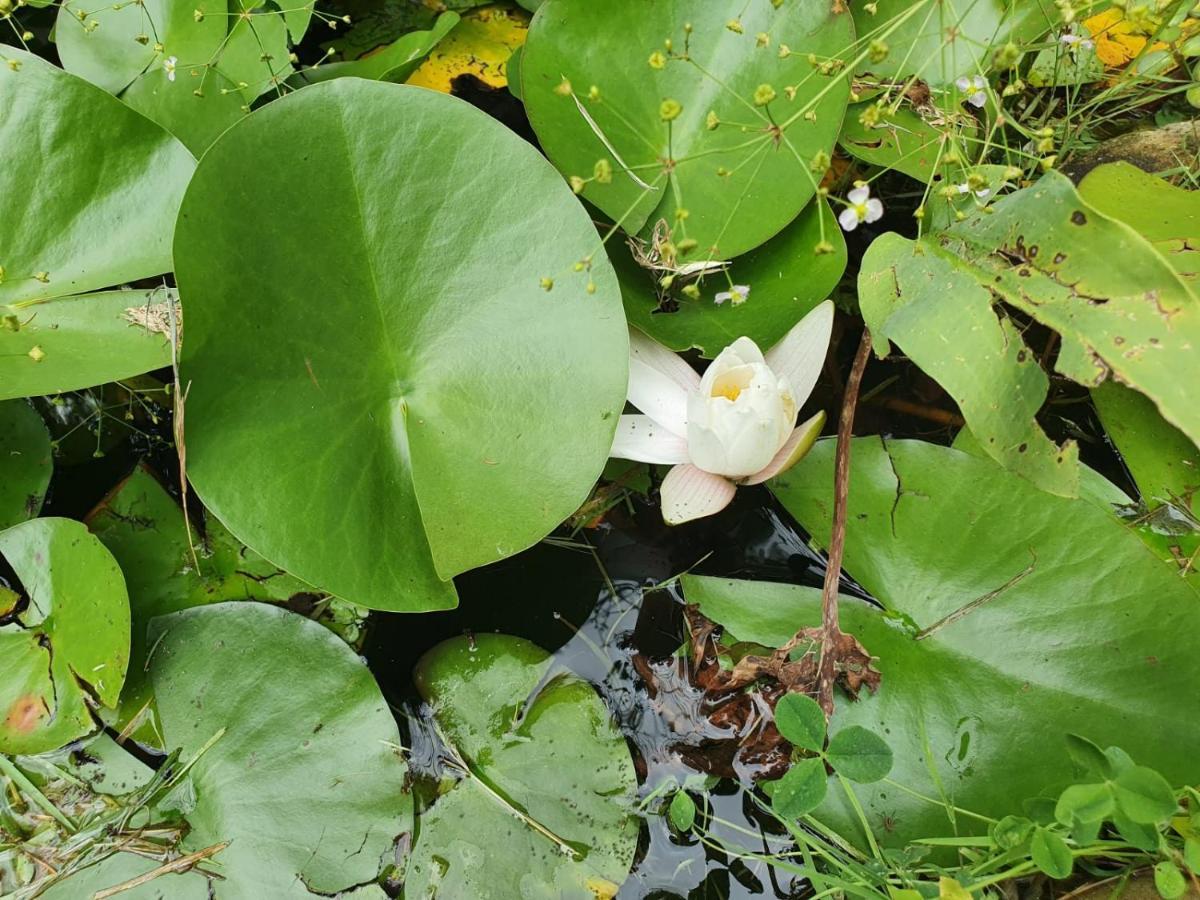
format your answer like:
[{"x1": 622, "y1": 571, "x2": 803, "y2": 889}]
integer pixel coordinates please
[{"x1": 767, "y1": 693, "x2": 893, "y2": 819}]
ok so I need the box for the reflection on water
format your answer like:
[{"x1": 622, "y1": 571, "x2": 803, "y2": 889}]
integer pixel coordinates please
[{"x1": 364, "y1": 486, "x2": 870, "y2": 898}]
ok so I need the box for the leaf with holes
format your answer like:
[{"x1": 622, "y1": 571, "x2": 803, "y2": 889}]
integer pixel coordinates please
[
  {"x1": 522, "y1": 0, "x2": 853, "y2": 258},
  {"x1": 173, "y1": 81, "x2": 628, "y2": 612},
  {"x1": 683, "y1": 438, "x2": 1200, "y2": 844},
  {"x1": 858, "y1": 170, "x2": 1200, "y2": 493},
  {"x1": 408, "y1": 634, "x2": 639, "y2": 898},
  {"x1": 0, "y1": 518, "x2": 129, "y2": 754}
]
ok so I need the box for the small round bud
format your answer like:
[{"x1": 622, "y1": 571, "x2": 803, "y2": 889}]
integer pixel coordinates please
[
  {"x1": 659, "y1": 98, "x2": 682, "y2": 121},
  {"x1": 753, "y1": 83, "x2": 776, "y2": 106},
  {"x1": 540, "y1": 277, "x2": 554, "y2": 291},
  {"x1": 648, "y1": 51, "x2": 666, "y2": 69}
]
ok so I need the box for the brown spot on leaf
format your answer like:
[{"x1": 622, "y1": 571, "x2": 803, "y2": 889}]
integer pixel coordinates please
[
  {"x1": 1071, "y1": 210, "x2": 1087, "y2": 225},
  {"x1": 5, "y1": 694, "x2": 47, "y2": 733}
]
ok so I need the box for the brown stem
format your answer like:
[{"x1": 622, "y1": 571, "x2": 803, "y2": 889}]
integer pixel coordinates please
[
  {"x1": 816, "y1": 326, "x2": 873, "y2": 717},
  {"x1": 865, "y1": 395, "x2": 964, "y2": 428}
]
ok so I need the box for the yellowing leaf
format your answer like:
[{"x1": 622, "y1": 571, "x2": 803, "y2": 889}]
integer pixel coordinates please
[
  {"x1": 405, "y1": 4, "x2": 528, "y2": 93},
  {"x1": 939, "y1": 877, "x2": 974, "y2": 900},
  {"x1": 1083, "y1": 8, "x2": 1198, "y2": 69}
]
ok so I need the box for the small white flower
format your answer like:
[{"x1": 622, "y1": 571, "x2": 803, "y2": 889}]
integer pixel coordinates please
[
  {"x1": 714, "y1": 284, "x2": 750, "y2": 306},
  {"x1": 610, "y1": 302, "x2": 833, "y2": 524},
  {"x1": 838, "y1": 185, "x2": 884, "y2": 232},
  {"x1": 163, "y1": 55, "x2": 178, "y2": 81},
  {"x1": 955, "y1": 74, "x2": 988, "y2": 108},
  {"x1": 1060, "y1": 29, "x2": 1095, "y2": 52},
  {"x1": 957, "y1": 182, "x2": 991, "y2": 199}
]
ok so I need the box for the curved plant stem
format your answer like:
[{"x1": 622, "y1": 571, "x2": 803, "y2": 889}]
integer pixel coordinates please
[{"x1": 816, "y1": 327, "x2": 873, "y2": 717}]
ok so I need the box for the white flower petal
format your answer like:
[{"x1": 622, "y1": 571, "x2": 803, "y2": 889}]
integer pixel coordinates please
[
  {"x1": 864, "y1": 198, "x2": 884, "y2": 223},
  {"x1": 609, "y1": 415, "x2": 690, "y2": 464},
  {"x1": 847, "y1": 185, "x2": 870, "y2": 205},
  {"x1": 955, "y1": 76, "x2": 970, "y2": 91},
  {"x1": 629, "y1": 327, "x2": 701, "y2": 394},
  {"x1": 764, "y1": 299, "x2": 834, "y2": 409},
  {"x1": 971, "y1": 75, "x2": 987, "y2": 90},
  {"x1": 714, "y1": 291, "x2": 731, "y2": 305},
  {"x1": 627, "y1": 327, "x2": 699, "y2": 437},
  {"x1": 838, "y1": 207, "x2": 860, "y2": 231},
  {"x1": 659, "y1": 464, "x2": 736, "y2": 525},
  {"x1": 742, "y1": 411, "x2": 825, "y2": 485},
  {"x1": 968, "y1": 91, "x2": 987, "y2": 108}
]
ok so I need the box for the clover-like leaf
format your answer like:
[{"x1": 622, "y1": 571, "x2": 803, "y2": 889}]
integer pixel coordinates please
[
  {"x1": 771, "y1": 757, "x2": 828, "y2": 820},
  {"x1": 826, "y1": 726, "x2": 893, "y2": 784},
  {"x1": 774, "y1": 692, "x2": 826, "y2": 752}
]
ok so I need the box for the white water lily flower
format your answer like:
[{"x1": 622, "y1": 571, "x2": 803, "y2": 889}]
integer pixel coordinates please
[
  {"x1": 610, "y1": 301, "x2": 833, "y2": 524},
  {"x1": 838, "y1": 185, "x2": 884, "y2": 232},
  {"x1": 714, "y1": 284, "x2": 750, "y2": 306},
  {"x1": 955, "y1": 75, "x2": 988, "y2": 108},
  {"x1": 163, "y1": 55, "x2": 178, "y2": 81}
]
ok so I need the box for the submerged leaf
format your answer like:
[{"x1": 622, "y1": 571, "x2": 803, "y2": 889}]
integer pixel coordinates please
[
  {"x1": 409, "y1": 634, "x2": 639, "y2": 898},
  {"x1": 0, "y1": 401, "x2": 51, "y2": 529}
]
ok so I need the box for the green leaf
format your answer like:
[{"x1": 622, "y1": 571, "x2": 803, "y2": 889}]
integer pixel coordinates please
[
  {"x1": 408, "y1": 634, "x2": 639, "y2": 898},
  {"x1": 0, "y1": 401, "x2": 51, "y2": 529},
  {"x1": 1066, "y1": 733, "x2": 1115, "y2": 779},
  {"x1": 775, "y1": 692, "x2": 827, "y2": 752},
  {"x1": 614, "y1": 199, "x2": 847, "y2": 357},
  {"x1": 173, "y1": 80, "x2": 628, "y2": 612},
  {"x1": 1184, "y1": 837, "x2": 1200, "y2": 874},
  {"x1": 852, "y1": 1, "x2": 1054, "y2": 87},
  {"x1": 859, "y1": 171, "x2": 1200, "y2": 487},
  {"x1": 826, "y1": 726, "x2": 893, "y2": 783},
  {"x1": 669, "y1": 790, "x2": 697, "y2": 832},
  {"x1": 55, "y1": 0, "x2": 227, "y2": 95},
  {"x1": 0, "y1": 288, "x2": 175, "y2": 401},
  {"x1": 1078, "y1": 162, "x2": 1200, "y2": 285},
  {"x1": 148, "y1": 603, "x2": 410, "y2": 898},
  {"x1": 292, "y1": 11, "x2": 460, "y2": 86},
  {"x1": 1093, "y1": 381, "x2": 1200, "y2": 519},
  {"x1": 684, "y1": 439, "x2": 1200, "y2": 843},
  {"x1": 1112, "y1": 766, "x2": 1178, "y2": 824},
  {"x1": 86, "y1": 465, "x2": 332, "y2": 747},
  {"x1": 991, "y1": 815, "x2": 1034, "y2": 850},
  {"x1": 1113, "y1": 808, "x2": 1161, "y2": 851},
  {"x1": 839, "y1": 103, "x2": 974, "y2": 184},
  {"x1": 522, "y1": 0, "x2": 853, "y2": 257},
  {"x1": 772, "y1": 757, "x2": 829, "y2": 820},
  {"x1": 1154, "y1": 861, "x2": 1188, "y2": 900},
  {"x1": 0, "y1": 50, "x2": 194, "y2": 307},
  {"x1": 1054, "y1": 782, "x2": 1115, "y2": 826},
  {"x1": 0, "y1": 518, "x2": 129, "y2": 754},
  {"x1": 1030, "y1": 827, "x2": 1073, "y2": 879}
]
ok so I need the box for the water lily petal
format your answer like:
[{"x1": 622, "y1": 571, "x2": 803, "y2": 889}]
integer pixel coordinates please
[
  {"x1": 659, "y1": 464, "x2": 736, "y2": 525},
  {"x1": 764, "y1": 299, "x2": 833, "y2": 407},
  {"x1": 838, "y1": 207, "x2": 860, "y2": 231},
  {"x1": 609, "y1": 415, "x2": 690, "y2": 464},
  {"x1": 627, "y1": 328, "x2": 697, "y2": 436},
  {"x1": 742, "y1": 411, "x2": 825, "y2": 485}
]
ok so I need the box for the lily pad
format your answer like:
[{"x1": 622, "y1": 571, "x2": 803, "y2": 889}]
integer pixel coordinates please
[
  {"x1": 174, "y1": 80, "x2": 628, "y2": 612},
  {"x1": 522, "y1": 0, "x2": 854, "y2": 258},
  {"x1": 408, "y1": 634, "x2": 639, "y2": 898},
  {"x1": 851, "y1": 0, "x2": 1054, "y2": 87},
  {"x1": 0, "y1": 288, "x2": 175, "y2": 401},
  {"x1": 148, "y1": 603, "x2": 411, "y2": 898},
  {"x1": 0, "y1": 49, "x2": 194, "y2": 307},
  {"x1": 292, "y1": 11, "x2": 460, "y2": 86},
  {"x1": 615, "y1": 198, "x2": 846, "y2": 357},
  {"x1": 0, "y1": 518, "x2": 130, "y2": 755},
  {"x1": 55, "y1": 0, "x2": 227, "y2": 94},
  {"x1": 86, "y1": 465, "x2": 331, "y2": 747},
  {"x1": 838, "y1": 102, "x2": 973, "y2": 184},
  {"x1": 689, "y1": 438, "x2": 1200, "y2": 842},
  {"x1": 0, "y1": 401, "x2": 51, "y2": 529}
]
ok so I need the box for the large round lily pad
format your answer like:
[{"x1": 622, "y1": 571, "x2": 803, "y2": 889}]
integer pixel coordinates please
[
  {"x1": 687, "y1": 438, "x2": 1200, "y2": 843},
  {"x1": 0, "y1": 401, "x2": 51, "y2": 529},
  {"x1": 174, "y1": 80, "x2": 628, "y2": 612},
  {"x1": 0, "y1": 518, "x2": 130, "y2": 754},
  {"x1": 522, "y1": 0, "x2": 854, "y2": 258},
  {"x1": 148, "y1": 603, "x2": 411, "y2": 898},
  {"x1": 0, "y1": 49, "x2": 193, "y2": 307},
  {"x1": 409, "y1": 634, "x2": 639, "y2": 898}
]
